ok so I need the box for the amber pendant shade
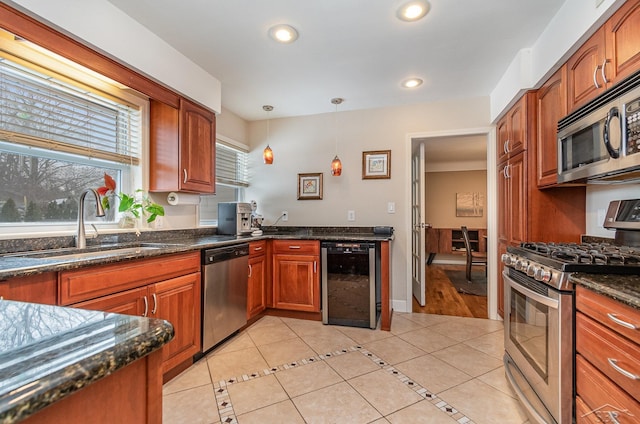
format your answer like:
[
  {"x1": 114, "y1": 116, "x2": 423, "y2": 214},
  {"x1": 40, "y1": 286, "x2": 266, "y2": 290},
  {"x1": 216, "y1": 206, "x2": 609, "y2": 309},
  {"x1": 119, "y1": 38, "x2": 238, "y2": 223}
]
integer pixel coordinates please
[
  {"x1": 331, "y1": 155, "x2": 342, "y2": 176},
  {"x1": 263, "y1": 145, "x2": 273, "y2": 164}
]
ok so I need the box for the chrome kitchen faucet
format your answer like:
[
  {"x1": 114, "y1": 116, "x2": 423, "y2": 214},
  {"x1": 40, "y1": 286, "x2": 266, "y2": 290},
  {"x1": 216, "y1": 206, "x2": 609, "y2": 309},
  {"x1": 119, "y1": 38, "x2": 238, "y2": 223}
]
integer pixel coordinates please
[{"x1": 76, "y1": 188, "x2": 105, "y2": 249}]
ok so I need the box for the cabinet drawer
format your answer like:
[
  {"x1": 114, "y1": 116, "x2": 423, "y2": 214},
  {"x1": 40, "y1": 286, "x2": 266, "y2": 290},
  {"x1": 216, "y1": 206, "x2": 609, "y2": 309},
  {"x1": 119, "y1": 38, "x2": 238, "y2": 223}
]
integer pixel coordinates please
[
  {"x1": 59, "y1": 252, "x2": 200, "y2": 305},
  {"x1": 577, "y1": 312, "x2": 640, "y2": 400},
  {"x1": 249, "y1": 240, "x2": 267, "y2": 257},
  {"x1": 576, "y1": 285, "x2": 640, "y2": 345},
  {"x1": 576, "y1": 354, "x2": 640, "y2": 423},
  {"x1": 272, "y1": 240, "x2": 319, "y2": 255},
  {"x1": 0, "y1": 272, "x2": 57, "y2": 305}
]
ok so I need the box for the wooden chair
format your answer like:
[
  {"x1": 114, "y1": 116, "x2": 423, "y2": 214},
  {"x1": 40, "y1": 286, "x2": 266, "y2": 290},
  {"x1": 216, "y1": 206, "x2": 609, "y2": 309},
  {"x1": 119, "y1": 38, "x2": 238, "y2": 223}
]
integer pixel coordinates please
[{"x1": 461, "y1": 226, "x2": 487, "y2": 282}]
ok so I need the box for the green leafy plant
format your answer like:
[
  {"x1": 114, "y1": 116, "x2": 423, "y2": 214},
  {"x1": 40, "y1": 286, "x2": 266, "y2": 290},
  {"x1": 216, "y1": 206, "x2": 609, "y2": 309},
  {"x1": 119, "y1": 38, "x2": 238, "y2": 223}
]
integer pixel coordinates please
[{"x1": 97, "y1": 173, "x2": 165, "y2": 223}]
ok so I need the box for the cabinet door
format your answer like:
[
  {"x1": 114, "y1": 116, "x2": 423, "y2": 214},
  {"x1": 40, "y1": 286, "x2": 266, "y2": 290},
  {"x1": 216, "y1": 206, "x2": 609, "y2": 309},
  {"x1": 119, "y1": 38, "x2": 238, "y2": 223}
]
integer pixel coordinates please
[
  {"x1": 507, "y1": 97, "x2": 527, "y2": 156},
  {"x1": 247, "y1": 254, "x2": 266, "y2": 319},
  {"x1": 536, "y1": 66, "x2": 567, "y2": 188},
  {"x1": 273, "y1": 254, "x2": 320, "y2": 312},
  {"x1": 605, "y1": 0, "x2": 640, "y2": 85},
  {"x1": 567, "y1": 27, "x2": 607, "y2": 111},
  {"x1": 496, "y1": 116, "x2": 509, "y2": 164},
  {"x1": 0, "y1": 272, "x2": 57, "y2": 305},
  {"x1": 497, "y1": 162, "x2": 510, "y2": 243},
  {"x1": 497, "y1": 241, "x2": 507, "y2": 318},
  {"x1": 73, "y1": 287, "x2": 147, "y2": 316},
  {"x1": 150, "y1": 272, "x2": 202, "y2": 373},
  {"x1": 179, "y1": 98, "x2": 216, "y2": 193},
  {"x1": 509, "y1": 152, "x2": 527, "y2": 246}
]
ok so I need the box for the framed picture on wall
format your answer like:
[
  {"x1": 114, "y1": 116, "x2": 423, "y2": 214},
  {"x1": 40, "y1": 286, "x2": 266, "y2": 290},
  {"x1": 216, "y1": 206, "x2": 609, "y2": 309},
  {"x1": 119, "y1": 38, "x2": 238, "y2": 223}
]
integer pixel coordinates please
[
  {"x1": 456, "y1": 192, "x2": 484, "y2": 217},
  {"x1": 362, "y1": 150, "x2": 391, "y2": 179},
  {"x1": 297, "y1": 173, "x2": 323, "y2": 200}
]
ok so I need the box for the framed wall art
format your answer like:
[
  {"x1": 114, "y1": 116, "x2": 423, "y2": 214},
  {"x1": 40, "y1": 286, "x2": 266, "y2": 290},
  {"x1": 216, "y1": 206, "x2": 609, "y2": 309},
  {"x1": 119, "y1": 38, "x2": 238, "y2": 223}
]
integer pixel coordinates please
[
  {"x1": 362, "y1": 150, "x2": 391, "y2": 179},
  {"x1": 297, "y1": 173, "x2": 323, "y2": 200},
  {"x1": 456, "y1": 192, "x2": 484, "y2": 217}
]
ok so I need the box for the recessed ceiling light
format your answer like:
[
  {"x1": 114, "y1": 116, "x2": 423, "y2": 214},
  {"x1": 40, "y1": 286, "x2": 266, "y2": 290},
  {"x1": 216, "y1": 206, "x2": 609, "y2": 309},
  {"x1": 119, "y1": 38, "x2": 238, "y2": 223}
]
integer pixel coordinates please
[
  {"x1": 397, "y1": 1, "x2": 430, "y2": 22},
  {"x1": 402, "y1": 78, "x2": 423, "y2": 88},
  {"x1": 268, "y1": 24, "x2": 299, "y2": 43}
]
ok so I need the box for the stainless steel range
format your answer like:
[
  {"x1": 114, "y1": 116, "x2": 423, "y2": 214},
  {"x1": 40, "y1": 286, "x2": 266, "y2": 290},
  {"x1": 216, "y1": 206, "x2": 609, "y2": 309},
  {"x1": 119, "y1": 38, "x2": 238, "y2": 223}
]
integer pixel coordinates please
[{"x1": 502, "y1": 200, "x2": 640, "y2": 424}]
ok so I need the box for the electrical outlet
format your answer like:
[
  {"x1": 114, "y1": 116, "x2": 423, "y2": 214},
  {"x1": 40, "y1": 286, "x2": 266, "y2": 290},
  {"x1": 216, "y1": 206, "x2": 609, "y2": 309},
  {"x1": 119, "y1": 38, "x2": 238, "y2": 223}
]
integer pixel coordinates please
[
  {"x1": 154, "y1": 215, "x2": 163, "y2": 229},
  {"x1": 347, "y1": 210, "x2": 355, "y2": 221},
  {"x1": 282, "y1": 211, "x2": 288, "y2": 222},
  {"x1": 387, "y1": 202, "x2": 396, "y2": 213}
]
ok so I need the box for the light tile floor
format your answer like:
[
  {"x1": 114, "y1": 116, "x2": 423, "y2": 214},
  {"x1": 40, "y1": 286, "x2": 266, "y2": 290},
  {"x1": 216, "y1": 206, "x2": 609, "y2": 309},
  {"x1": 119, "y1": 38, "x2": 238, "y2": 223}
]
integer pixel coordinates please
[{"x1": 163, "y1": 313, "x2": 529, "y2": 424}]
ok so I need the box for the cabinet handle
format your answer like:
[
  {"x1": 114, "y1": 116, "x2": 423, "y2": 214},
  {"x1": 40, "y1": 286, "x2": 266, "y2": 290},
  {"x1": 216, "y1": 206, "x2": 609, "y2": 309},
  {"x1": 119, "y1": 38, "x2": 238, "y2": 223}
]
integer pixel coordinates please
[
  {"x1": 253, "y1": 246, "x2": 263, "y2": 251},
  {"x1": 593, "y1": 65, "x2": 601, "y2": 89},
  {"x1": 183, "y1": 169, "x2": 188, "y2": 184},
  {"x1": 607, "y1": 358, "x2": 639, "y2": 380},
  {"x1": 314, "y1": 261, "x2": 317, "y2": 273},
  {"x1": 503, "y1": 164, "x2": 511, "y2": 179},
  {"x1": 151, "y1": 293, "x2": 157, "y2": 314},
  {"x1": 503, "y1": 140, "x2": 510, "y2": 154},
  {"x1": 248, "y1": 264, "x2": 252, "y2": 278},
  {"x1": 601, "y1": 59, "x2": 609, "y2": 84},
  {"x1": 607, "y1": 312, "x2": 638, "y2": 330},
  {"x1": 142, "y1": 295, "x2": 148, "y2": 317},
  {"x1": 289, "y1": 245, "x2": 301, "y2": 249}
]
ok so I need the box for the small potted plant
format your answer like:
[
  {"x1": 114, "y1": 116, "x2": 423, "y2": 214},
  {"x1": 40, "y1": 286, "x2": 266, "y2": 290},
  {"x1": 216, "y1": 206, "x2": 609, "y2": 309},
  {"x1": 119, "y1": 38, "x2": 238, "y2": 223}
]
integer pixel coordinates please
[{"x1": 97, "y1": 173, "x2": 165, "y2": 228}]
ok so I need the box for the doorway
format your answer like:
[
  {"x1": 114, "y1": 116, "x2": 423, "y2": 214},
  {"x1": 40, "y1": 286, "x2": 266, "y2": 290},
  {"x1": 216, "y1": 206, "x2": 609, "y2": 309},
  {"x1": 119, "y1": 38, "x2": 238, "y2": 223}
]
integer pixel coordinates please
[{"x1": 408, "y1": 130, "x2": 493, "y2": 318}]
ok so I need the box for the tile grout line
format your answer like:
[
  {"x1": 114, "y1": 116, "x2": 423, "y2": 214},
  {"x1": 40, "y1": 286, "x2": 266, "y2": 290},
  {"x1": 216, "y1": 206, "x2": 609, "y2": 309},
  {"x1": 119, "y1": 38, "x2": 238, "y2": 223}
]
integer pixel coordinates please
[{"x1": 210, "y1": 343, "x2": 477, "y2": 424}]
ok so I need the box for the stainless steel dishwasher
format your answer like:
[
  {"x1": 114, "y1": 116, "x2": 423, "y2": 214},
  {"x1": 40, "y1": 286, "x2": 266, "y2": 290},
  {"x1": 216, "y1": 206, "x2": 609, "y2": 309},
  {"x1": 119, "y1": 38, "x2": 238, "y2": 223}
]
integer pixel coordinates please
[{"x1": 201, "y1": 243, "x2": 249, "y2": 353}]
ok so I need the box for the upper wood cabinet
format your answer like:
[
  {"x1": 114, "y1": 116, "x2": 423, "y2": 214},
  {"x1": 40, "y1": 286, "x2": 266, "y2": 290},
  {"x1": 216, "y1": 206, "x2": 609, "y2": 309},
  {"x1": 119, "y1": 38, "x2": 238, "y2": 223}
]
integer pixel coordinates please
[
  {"x1": 496, "y1": 95, "x2": 528, "y2": 164},
  {"x1": 150, "y1": 98, "x2": 216, "y2": 194},
  {"x1": 568, "y1": 0, "x2": 640, "y2": 111},
  {"x1": 536, "y1": 65, "x2": 567, "y2": 188}
]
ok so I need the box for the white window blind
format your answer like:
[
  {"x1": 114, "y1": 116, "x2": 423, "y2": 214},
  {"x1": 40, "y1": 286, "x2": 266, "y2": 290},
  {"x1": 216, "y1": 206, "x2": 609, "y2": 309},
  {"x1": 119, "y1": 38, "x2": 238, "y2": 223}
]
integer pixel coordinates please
[
  {"x1": 216, "y1": 141, "x2": 249, "y2": 187},
  {"x1": 0, "y1": 57, "x2": 141, "y2": 165}
]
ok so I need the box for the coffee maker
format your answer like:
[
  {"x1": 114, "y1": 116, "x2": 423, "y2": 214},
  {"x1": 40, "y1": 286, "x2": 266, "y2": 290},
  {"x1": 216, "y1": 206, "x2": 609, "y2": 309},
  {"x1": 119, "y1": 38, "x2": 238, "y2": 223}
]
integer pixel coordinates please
[{"x1": 217, "y1": 202, "x2": 252, "y2": 235}]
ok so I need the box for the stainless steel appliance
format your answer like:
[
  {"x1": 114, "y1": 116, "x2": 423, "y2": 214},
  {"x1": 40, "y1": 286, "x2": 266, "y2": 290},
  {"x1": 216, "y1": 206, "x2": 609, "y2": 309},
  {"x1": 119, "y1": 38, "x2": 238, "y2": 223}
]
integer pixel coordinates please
[
  {"x1": 502, "y1": 237, "x2": 640, "y2": 424},
  {"x1": 321, "y1": 241, "x2": 380, "y2": 329},
  {"x1": 217, "y1": 202, "x2": 252, "y2": 235},
  {"x1": 557, "y1": 71, "x2": 640, "y2": 183},
  {"x1": 201, "y1": 243, "x2": 249, "y2": 352}
]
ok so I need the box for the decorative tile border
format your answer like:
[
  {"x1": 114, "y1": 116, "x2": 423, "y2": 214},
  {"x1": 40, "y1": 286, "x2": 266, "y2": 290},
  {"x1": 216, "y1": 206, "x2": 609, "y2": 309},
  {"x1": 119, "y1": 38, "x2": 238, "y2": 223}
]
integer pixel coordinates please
[{"x1": 210, "y1": 343, "x2": 476, "y2": 423}]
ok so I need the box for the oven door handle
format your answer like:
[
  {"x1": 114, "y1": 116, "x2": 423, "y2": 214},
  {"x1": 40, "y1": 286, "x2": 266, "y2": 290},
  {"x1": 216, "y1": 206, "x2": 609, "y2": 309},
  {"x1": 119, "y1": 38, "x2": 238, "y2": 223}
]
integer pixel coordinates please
[{"x1": 504, "y1": 272, "x2": 559, "y2": 309}]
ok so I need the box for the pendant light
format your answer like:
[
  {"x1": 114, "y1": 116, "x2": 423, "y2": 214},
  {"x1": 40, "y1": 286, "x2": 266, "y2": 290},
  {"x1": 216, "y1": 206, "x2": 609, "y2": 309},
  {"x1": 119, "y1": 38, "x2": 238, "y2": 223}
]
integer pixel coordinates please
[
  {"x1": 262, "y1": 105, "x2": 274, "y2": 164},
  {"x1": 331, "y1": 97, "x2": 343, "y2": 176}
]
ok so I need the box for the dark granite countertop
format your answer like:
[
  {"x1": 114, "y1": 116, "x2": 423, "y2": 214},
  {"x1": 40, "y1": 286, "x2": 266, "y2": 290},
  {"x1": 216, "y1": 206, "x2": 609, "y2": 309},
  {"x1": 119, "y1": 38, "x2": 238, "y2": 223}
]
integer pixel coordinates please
[
  {"x1": 0, "y1": 227, "x2": 393, "y2": 280},
  {"x1": 570, "y1": 273, "x2": 640, "y2": 309},
  {"x1": 0, "y1": 300, "x2": 174, "y2": 423}
]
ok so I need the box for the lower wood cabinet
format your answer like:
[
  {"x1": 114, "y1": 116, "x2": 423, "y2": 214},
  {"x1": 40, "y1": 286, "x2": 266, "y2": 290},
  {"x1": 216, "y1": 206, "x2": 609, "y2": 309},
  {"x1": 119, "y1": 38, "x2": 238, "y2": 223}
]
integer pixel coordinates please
[
  {"x1": 272, "y1": 240, "x2": 320, "y2": 312},
  {"x1": 575, "y1": 286, "x2": 640, "y2": 422},
  {"x1": 247, "y1": 241, "x2": 267, "y2": 319},
  {"x1": 60, "y1": 252, "x2": 201, "y2": 375},
  {"x1": 0, "y1": 272, "x2": 57, "y2": 305}
]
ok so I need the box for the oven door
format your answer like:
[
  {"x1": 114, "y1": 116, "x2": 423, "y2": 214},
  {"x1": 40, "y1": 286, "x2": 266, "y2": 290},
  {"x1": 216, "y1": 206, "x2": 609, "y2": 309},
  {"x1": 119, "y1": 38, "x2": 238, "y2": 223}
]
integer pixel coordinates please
[{"x1": 503, "y1": 270, "x2": 573, "y2": 424}]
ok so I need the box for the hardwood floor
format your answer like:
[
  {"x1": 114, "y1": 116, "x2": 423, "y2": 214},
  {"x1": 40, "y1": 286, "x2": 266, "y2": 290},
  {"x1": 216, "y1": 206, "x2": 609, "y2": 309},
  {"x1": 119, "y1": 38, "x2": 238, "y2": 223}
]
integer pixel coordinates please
[{"x1": 412, "y1": 264, "x2": 488, "y2": 319}]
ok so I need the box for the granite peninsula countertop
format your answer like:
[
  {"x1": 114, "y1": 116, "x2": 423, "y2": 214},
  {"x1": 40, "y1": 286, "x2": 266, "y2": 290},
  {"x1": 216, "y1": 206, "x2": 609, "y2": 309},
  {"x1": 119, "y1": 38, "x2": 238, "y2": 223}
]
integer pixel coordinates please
[
  {"x1": 570, "y1": 272, "x2": 640, "y2": 310},
  {"x1": 0, "y1": 226, "x2": 394, "y2": 280},
  {"x1": 0, "y1": 300, "x2": 174, "y2": 423}
]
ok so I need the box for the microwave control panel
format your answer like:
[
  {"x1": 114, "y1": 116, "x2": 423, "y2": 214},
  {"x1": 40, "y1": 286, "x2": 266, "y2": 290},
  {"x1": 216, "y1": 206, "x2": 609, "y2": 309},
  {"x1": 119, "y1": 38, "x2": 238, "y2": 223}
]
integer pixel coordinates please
[{"x1": 625, "y1": 97, "x2": 640, "y2": 155}]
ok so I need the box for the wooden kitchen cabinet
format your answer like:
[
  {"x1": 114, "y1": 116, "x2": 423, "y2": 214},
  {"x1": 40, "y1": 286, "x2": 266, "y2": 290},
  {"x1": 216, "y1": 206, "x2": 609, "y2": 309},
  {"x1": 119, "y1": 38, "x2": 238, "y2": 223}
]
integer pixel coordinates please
[
  {"x1": 247, "y1": 241, "x2": 267, "y2": 319},
  {"x1": 536, "y1": 65, "x2": 567, "y2": 188},
  {"x1": 575, "y1": 286, "x2": 640, "y2": 422},
  {"x1": 272, "y1": 240, "x2": 320, "y2": 312},
  {"x1": 150, "y1": 97, "x2": 216, "y2": 194},
  {"x1": 496, "y1": 95, "x2": 527, "y2": 164},
  {"x1": 568, "y1": 0, "x2": 640, "y2": 112},
  {"x1": 0, "y1": 272, "x2": 57, "y2": 305},
  {"x1": 61, "y1": 252, "x2": 201, "y2": 375}
]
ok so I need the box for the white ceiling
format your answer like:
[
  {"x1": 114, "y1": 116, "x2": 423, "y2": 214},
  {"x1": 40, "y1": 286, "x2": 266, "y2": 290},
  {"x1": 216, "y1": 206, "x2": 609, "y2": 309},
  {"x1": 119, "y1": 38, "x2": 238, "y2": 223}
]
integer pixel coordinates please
[
  {"x1": 415, "y1": 134, "x2": 488, "y2": 167},
  {"x1": 106, "y1": 0, "x2": 565, "y2": 122}
]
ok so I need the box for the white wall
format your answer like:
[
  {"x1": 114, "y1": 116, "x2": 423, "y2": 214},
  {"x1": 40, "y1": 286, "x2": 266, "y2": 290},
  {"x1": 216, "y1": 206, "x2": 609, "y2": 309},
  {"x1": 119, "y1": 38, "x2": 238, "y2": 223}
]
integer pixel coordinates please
[
  {"x1": 10, "y1": 0, "x2": 221, "y2": 113},
  {"x1": 245, "y1": 97, "x2": 491, "y2": 312}
]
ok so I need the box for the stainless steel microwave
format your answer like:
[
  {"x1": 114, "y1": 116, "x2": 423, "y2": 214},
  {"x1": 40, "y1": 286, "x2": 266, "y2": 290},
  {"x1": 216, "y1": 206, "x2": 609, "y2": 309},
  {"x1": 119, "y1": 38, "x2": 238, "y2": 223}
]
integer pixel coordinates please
[{"x1": 557, "y1": 76, "x2": 640, "y2": 183}]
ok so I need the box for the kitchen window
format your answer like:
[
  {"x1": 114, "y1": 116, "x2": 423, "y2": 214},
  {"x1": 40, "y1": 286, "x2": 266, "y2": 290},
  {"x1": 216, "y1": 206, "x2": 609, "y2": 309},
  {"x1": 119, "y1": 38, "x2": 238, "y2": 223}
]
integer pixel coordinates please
[
  {"x1": 0, "y1": 31, "x2": 145, "y2": 232},
  {"x1": 200, "y1": 137, "x2": 249, "y2": 226}
]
